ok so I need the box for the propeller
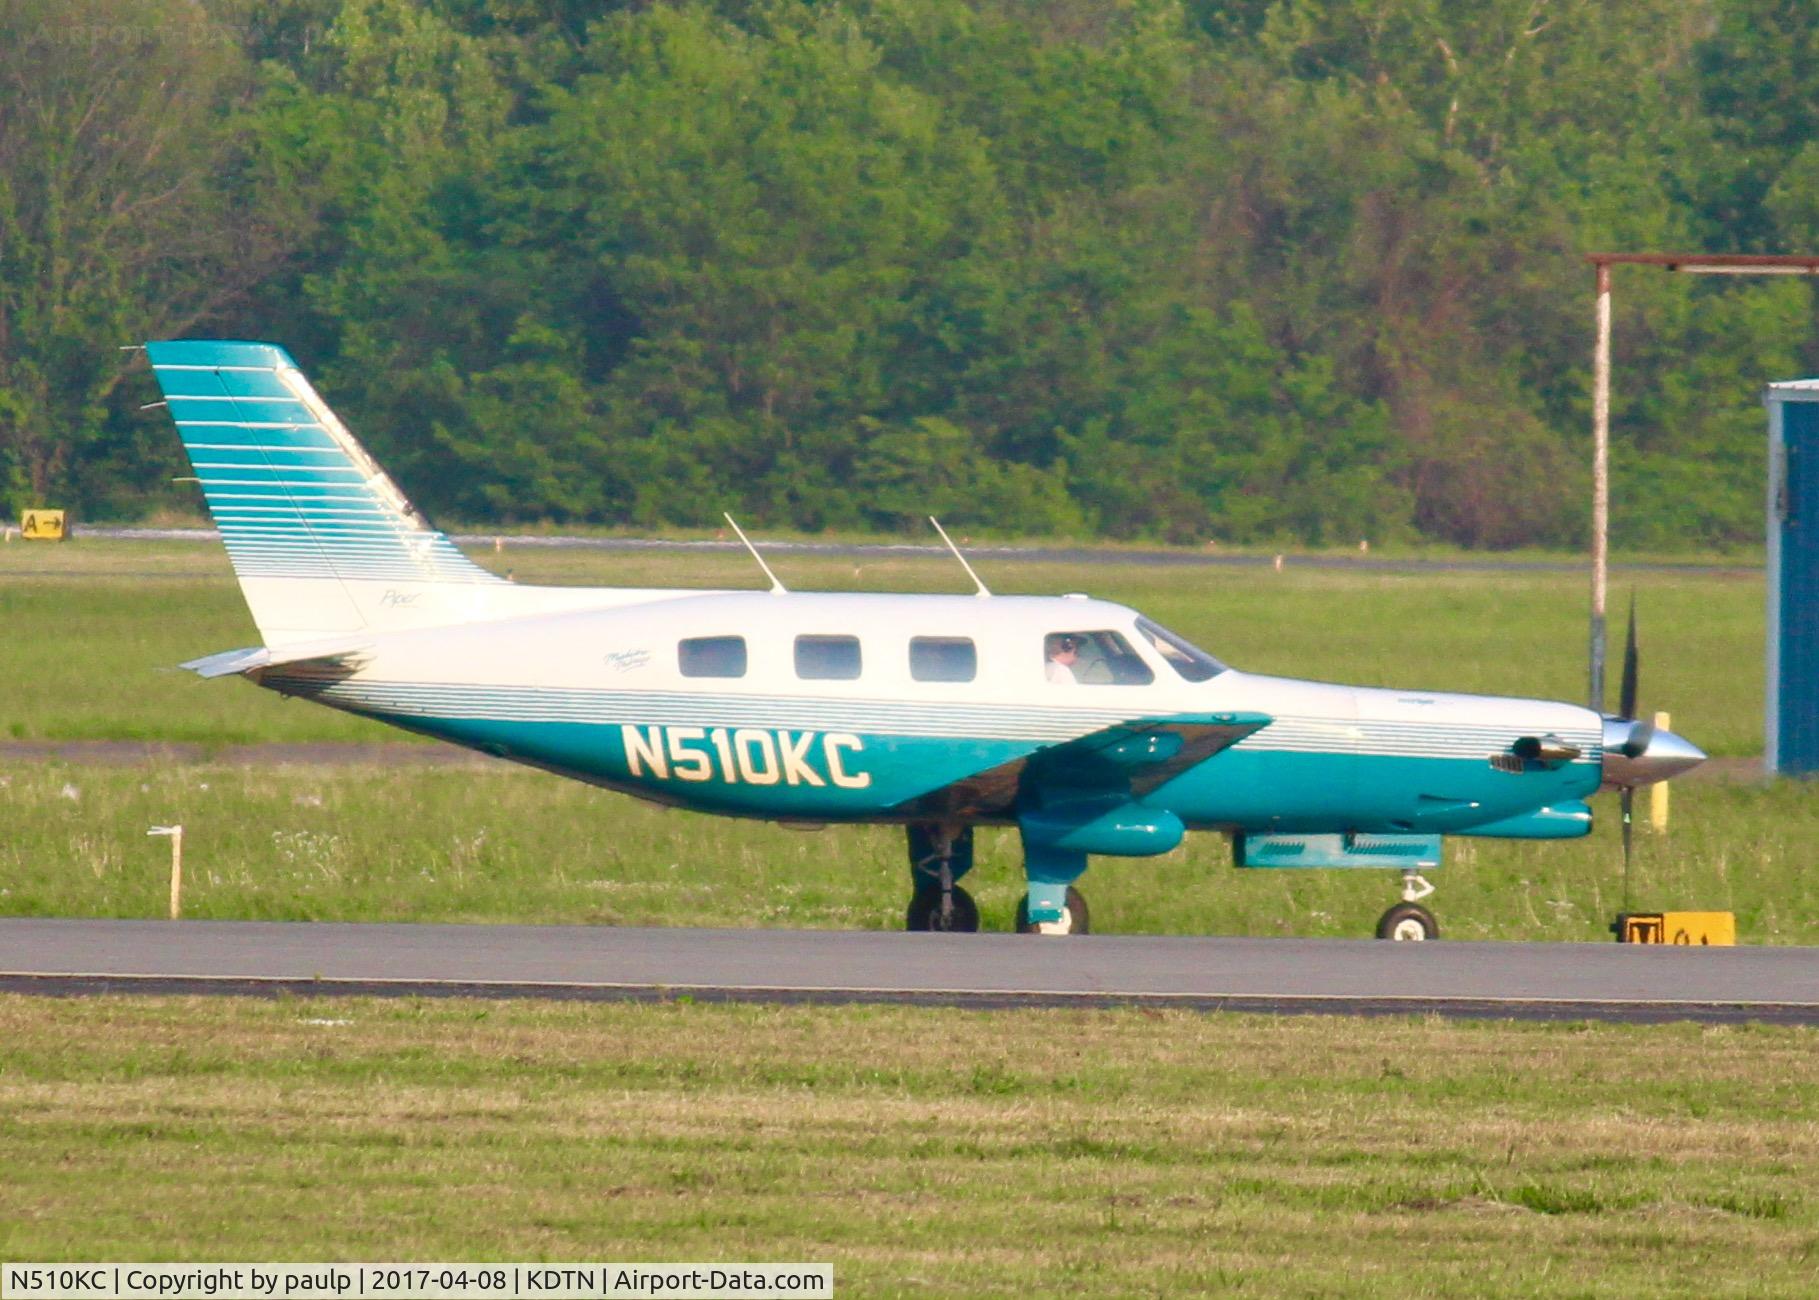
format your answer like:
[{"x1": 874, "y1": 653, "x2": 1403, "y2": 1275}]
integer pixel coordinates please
[
  {"x1": 1597, "y1": 595, "x2": 1706, "y2": 913},
  {"x1": 1618, "y1": 593, "x2": 1637, "y2": 720},
  {"x1": 1616, "y1": 593, "x2": 1653, "y2": 760},
  {"x1": 1620, "y1": 596, "x2": 1636, "y2": 884}
]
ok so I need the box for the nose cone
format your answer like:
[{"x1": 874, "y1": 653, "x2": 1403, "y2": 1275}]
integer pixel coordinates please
[{"x1": 1601, "y1": 717, "x2": 1707, "y2": 789}]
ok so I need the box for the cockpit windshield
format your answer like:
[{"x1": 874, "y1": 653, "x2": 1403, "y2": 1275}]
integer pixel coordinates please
[{"x1": 1134, "y1": 617, "x2": 1226, "y2": 682}]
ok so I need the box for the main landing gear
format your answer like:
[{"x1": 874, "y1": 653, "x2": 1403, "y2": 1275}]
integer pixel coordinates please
[
  {"x1": 902, "y1": 825, "x2": 1093, "y2": 935},
  {"x1": 1376, "y1": 870, "x2": 1439, "y2": 941},
  {"x1": 904, "y1": 823, "x2": 979, "y2": 932},
  {"x1": 1015, "y1": 886, "x2": 1089, "y2": 935}
]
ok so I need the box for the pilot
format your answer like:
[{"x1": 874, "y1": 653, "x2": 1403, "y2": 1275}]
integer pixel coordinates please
[{"x1": 1045, "y1": 634, "x2": 1081, "y2": 684}]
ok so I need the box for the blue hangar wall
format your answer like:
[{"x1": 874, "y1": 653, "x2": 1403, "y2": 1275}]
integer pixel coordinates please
[{"x1": 1767, "y1": 380, "x2": 1819, "y2": 776}]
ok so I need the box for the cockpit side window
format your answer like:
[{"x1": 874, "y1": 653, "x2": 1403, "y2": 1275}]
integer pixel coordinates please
[
  {"x1": 1044, "y1": 630, "x2": 1154, "y2": 685},
  {"x1": 1134, "y1": 617, "x2": 1226, "y2": 682}
]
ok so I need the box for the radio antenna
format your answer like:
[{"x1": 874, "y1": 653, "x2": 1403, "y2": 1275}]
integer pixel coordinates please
[
  {"x1": 724, "y1": 513, "x2": 787, "y2": 594},
  {"x1": 929, "y1": 516, "x2": 990, "y2": 597}
]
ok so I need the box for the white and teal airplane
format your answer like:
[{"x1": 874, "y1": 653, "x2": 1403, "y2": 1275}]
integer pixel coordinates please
[{"x1": 145, "y1": 340, "x2": 1706, "y2": 939}]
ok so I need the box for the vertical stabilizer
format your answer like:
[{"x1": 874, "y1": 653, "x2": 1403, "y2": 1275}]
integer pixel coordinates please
[{"x1": 145, "y1": 340, "x2": 503, "y2": 645}]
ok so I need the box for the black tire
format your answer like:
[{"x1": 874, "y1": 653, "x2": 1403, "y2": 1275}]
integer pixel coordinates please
[
  {"x1": 1016, "y1": 886, "x2": 1090, "y2": 935},
  {"x1": 1376, "y1": 902, "x2": 1439, "y2": 941},
  {"x1": 906, "y1": 884, "x2": 980, "y2": 933}
]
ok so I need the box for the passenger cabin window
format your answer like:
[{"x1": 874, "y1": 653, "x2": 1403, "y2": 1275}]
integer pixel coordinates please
[
  {"x1": 795, "y1": 634, "x2": 862, "y2": 681},
  {"x1": 1044, "y1": 630, "x2": 1154, "y2": 685},
  {"x1": 679, "y1": 635, "x2": 747, "y2": 678},
  {"x1": 910, "y1": 636, "x2": 977, "y2": 683},
  {"x1": 1134, "y1": 617, "x2": 1226, "y2": 682}
]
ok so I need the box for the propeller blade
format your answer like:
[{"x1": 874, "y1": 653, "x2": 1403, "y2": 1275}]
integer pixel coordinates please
[{"x1": 1618, "y1": 593, "x2": 1639, "y2": 721}]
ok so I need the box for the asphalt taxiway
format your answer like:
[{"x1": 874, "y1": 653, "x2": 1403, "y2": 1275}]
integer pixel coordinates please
[{"x1": 3, "y1": 918, "x2": 1817, "y2": 1024}]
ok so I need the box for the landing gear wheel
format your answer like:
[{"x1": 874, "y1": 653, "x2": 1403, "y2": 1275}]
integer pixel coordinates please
[
  {"x1": 1376, "y1": 902, "x2": 1439, "y2": 941},
  {"x1": 906, "y1": 884, "x2": 979, "y2": 933},
  {"x1": 1016, "y1": 887, "x2": 1090, "y2": 936}
]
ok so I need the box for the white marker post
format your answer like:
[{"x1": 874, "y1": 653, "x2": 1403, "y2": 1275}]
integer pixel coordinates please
[{"x1": 149, "y1": 825, "x2": 183, "y2": 919}]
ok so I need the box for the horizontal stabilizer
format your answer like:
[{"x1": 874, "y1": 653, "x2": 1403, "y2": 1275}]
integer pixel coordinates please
[
  {"x1": 181, "y1": 633, "x2": 375, "y2": 679},
  {"x1": 181, "y1": 646, "x2": 270, "y2": 679}
]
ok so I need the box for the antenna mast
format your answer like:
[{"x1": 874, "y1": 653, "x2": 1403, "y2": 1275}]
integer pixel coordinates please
[
  {"x1": 723, "y1": 513, "x2": 787, "y2": 594},
  {"x1": 929, "y1": 517, "x2": 990, "y2": 597}
]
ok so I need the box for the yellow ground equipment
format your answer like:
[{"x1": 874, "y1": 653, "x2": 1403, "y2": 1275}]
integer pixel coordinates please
[{"x1": 1613, "y1": 911, "x2": 1736, "y2": 945}]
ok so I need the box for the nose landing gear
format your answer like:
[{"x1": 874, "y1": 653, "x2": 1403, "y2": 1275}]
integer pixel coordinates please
[{"x1": 1376, "y1": 871, "x2": 1439, "y2": 941}]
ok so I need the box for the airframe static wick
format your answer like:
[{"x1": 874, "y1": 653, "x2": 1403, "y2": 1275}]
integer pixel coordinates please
[{"x1": 144, "y1": 340, "x2": 1705, "y2": 939}]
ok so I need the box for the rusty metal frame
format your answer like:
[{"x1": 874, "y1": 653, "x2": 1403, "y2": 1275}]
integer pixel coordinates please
[{"x1": 1582, "y1": 253, "x2": 1819, "y2": 713}]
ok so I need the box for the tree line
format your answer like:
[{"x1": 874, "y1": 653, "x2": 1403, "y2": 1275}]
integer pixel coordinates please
[{"x1": 3, "y1": 0, "x2": 1816, "y2": 549}]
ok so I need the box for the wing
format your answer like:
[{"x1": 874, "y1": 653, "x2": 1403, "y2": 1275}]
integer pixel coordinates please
[{"x1": 891, "y1": 711, "x2": 1271, "y2": 822}]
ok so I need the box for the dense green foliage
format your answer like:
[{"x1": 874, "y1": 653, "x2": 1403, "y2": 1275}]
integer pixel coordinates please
[{"x1": 3, "y1": 0, "x2": 1816, "y2": 547}]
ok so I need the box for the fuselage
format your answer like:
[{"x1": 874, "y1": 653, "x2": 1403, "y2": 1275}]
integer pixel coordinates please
[{"x1": 255, "y1": 589, "x2": 1606, "y2": 836}]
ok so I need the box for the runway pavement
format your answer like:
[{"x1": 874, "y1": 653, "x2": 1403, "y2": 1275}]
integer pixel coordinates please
[{"x1": 3, "y1": 918, "x2": 1817, "y2": 1023}]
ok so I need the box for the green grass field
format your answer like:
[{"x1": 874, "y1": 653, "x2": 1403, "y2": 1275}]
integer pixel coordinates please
[{"x1": 2, "y1": 997, "x2": 1815, "y2": 1296}]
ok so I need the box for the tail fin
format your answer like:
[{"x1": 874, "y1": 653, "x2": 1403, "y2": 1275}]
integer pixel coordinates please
[{"x1": 145, "y1": 340, "x2": 503, "y2": 645}]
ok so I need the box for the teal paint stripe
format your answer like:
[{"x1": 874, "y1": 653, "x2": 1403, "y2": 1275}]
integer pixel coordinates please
[
  {"x1": 186, "y1": 445, "x2": 353, "y2": 459},
  {"x1": 210, "y1": 503, "x2": 392, "y2": 516},
  {"x1": 168, "y1": 399, "x2": 315, "y2": 423},
  {"x1": 220, "y1": 546, "x2": 478, "y2": 563},
  {"x1": 204, "y1": 490, "x2": 390, "y2": 508},
  {"x1": 191, "y1": 463, "x2": 367, "y2": 479},
  {"x1": 213, "y1": 372, "x2": 296, "y2": 400},
  {"x1": 324, "y1": 712, "x2": 1035, "y2": 818},
  {"x1": 221, "y1": 536, "x2": 448, "y2": 551},
  {"x1": 174, "y1": 426, "x2": 341, "y2": 451},
  {"x1": 221, "y1": 524, "x2": 441, "y2": 539},
  {"x1": 195, "y1": 478, "x2": 375, "y2": 495},
  {"x1": 191, "y1": 461, "x2": 366, "y2": 476}
]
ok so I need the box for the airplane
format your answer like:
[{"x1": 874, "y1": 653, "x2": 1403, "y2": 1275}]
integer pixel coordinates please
[{"x1": 142, "y1": 339, "x2": 1707, "y2": 940}]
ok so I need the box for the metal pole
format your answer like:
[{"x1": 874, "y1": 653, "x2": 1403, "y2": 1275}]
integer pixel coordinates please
[{"x1": 1589, "y1": 260, "x2": 1611, "y2": 712}]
